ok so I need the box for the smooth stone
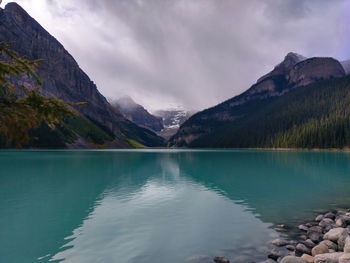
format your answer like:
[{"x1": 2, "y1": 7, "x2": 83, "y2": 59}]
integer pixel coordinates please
[
  {"x1": 344, "y1": 236, "x2": 350, "y2": 253},
  {"x1": 324, "y1": 225, "x2": 335, "y2": 234},
  {"x1": 312, "y1": 243, "x2": 329, "y2": 256},
  {"x1": 302, "y1": 239, "x2": 316, "y2": 248},
  {"x1": 213, "y1": 256, "x2": 230, "y2": 263},
  {"x1": 320, "y1": 240, "x2": 338, "y2": 251},
  {"x1": 314, "y1": 252, "x2": 344, "y2": 263},
  {"x1": 338, "y1": 231, "x2": 349, "y2": 251},
  {"x1": 309, "y1": 232, "x2": 323, "y2": 243},
  {"x1": 336, "y1": 218, "x2": 346, "y2": 228},
  {"x1": 339, "y1": 253, "x2": 350, "y2": 263},
  {"x1": 299, "y1": 225, "x2": 309, "y2": 232},
  {"x1": 272, "y1": 239, "x2": 289, "y2": 247},
  {"x1": 316, "y1": 215, "x2": 325, "y2": 222},
  {"x1": 268, "y1": 249, "x2": 283, "y2": 260},
  {"x1": 300, "y1": 235, "x2": 308, "y2": 241},
  {"x1": 286, "y1": 245, "x2": 296, "y2": 251},
  {"x1": 320, "y1": 219, "x2": 335, "y2": 228},
  {"x1": 302, "y1": 254, "x2": 315, "y2": 263},
  {"x1": 324, "y1": 213, "x2": 336, "y2": 220},
  {"x1": 280, "y1": 256, "x2": 308, "y2": 263},
  {"x1": 296, "y1": 243, "x2": 312, "y2": 255},
  {"x1": 309, "y1": 226, "x2": 323, "y2": 234},
  {"x1": 324, "y1": 228, "x2": 348, "y2": 242},
  {"x1": 339, "y1": 216, "x2": 350, "y2": 226},
  {"x1": 260, "y1": 260, "x2": 277, "y2": 263}
]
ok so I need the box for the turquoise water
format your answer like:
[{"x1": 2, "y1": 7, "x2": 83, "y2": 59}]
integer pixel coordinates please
[{"x1": 1, "y1": 150, "x2": 350, "y2": 263}]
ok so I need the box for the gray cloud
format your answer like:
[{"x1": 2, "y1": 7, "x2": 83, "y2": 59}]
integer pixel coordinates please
[{"x1": 2, "y1": 0, "x2": 348, "y2": 111}]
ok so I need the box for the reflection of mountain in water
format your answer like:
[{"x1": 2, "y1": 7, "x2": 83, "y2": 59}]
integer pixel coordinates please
[
  {"x1": 177, "y1": 150, "x2": 350, "y2": 228},
  {"x1": 2, "y1": 150, "x2": 350, "y2": 263}
]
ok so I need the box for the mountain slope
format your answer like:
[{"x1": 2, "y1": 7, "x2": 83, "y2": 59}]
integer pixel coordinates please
[
  {"x1": 153, "y1": 109, "x2": 194, "y2": 140},
  {"x1": 342, "y1": 60, "x2": 350, "y2": 74},
  {"x1": 190, "y1": 76, "x2": 350, "y2": 148},
  {"x1": 170, "y1": 53, "x2": 346, "y2": 147},
  {"x1": 111, "y1": 97, "x2": 164, "y2": 132},
  {"x1": 0, "y1": 2, "x2": 164, "y2": 148}
]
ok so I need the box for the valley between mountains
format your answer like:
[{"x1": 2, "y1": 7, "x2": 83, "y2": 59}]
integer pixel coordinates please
[{"x1": 1, "y1": 2, "x2": 350, "y2": 149}]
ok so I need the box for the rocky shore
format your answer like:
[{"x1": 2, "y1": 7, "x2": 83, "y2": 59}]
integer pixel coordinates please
[{"x1": 214, "y1": 209, "x2": 350, "y2": 263}]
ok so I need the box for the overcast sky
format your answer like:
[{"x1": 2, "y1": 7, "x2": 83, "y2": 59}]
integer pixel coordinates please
[{"x1": 1, "y1": 0, "x2": 349, "y2": 111}]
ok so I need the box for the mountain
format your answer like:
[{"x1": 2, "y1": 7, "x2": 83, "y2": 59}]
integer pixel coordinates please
[
  {"x1": 111, "y1": 97, "x2": 164, "y2": 132},
  {"x1": 0, "y1": 2, "x2": 164, "y2": 148},
  {"x1": 169, "y1": 53, "x2": 347, "y2": 148},
  {"x1": 154, "y1": 109, "x2": 194, "y2": 140},
  {"x1": 342, "y1": 60, "x2": 350, "y2": 74}
]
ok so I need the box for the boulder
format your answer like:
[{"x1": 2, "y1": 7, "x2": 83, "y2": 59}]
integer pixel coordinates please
[
  {"x1": 336, "y1": 218, "x2": 346, "y2": 228},
  {"x1": 316, "y1": 215, "x2": 325, "y2": 222},
  {"x1": 324, "y1": 213, "x2": 336, "y2": 220},
  {"x1": 213, "y1": 256, "x2": 230, "y2": 263},
  {"x1": 320, "y1": 240, "x2": 338, "y2": 251},
  {"x1": 286, "y1": 245, "x2": 296, "y2": 251},
  {"x1": 280, "y1": 256, "x2": 308, "y2": 263},
  {"x1": 338, "y1": 231, "x2": 349, "y2": 251},
  {"x1": 272, "y1": 239, "x2": 289, "y2": 247},
  {"x1": 309, "y1": 226, "x2": 323, "y2": 234},
  {"x1": 312, "y1": 243, "x2": 329, "y2": 256},
  {"x1": 314, "y1": 252, "x2": 344, "y2": 263},
  {"x1": 324, "y1": 228, "x2": 348, "y2": 242},
  {"x1": 301, "y1": 254, "x2": 315, "y2": 263},
  {"x1": 260, "y1": 260, "x2": 276, "y2": 263},
  {"x1": 302, "y1": 239, "x2": 316, "y2": 248},
  {"x1": 344, "y1": 236, "x2": 350, "y2": 253},
  {"x1": 299, "y1": 225, "x2": 309, "y2": 232},
  {"x1": 268, "y1": 249, "x2": 283, "y2": 260},
  {"x1": 296, "y1": 243, "x2": 312, "y2": 255},
  {"x1": 309, "y1": 232, "x2": 323, "y2": 243},
  {"x1": 339, "y1": 253, "x2": 350, "y2": 263},
  {"x1": 319, "y1": 219, "x2": 335, "y2": 228}
]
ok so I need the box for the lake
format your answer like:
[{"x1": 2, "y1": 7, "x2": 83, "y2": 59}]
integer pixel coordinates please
[{"x1": 1, "y1": 150, "x2": 350, "y2": 263}]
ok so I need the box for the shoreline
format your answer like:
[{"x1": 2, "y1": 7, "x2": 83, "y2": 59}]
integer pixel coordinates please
[{"x1": 214, "y1": 207, "x2": 350, "y2": 263}]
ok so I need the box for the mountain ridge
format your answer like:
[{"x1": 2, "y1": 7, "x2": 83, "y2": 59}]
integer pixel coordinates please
[
  {"x1": 111, "y1": 96, "x2": 164, "y2": 132},
  {"x1": 170, "y1": 53, "x2": 346, "y2": 147},
  {"x1": 0, "y1": 2, "x2": 164, "y2": 148}
]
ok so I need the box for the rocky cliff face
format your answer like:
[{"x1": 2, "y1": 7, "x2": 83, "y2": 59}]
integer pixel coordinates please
[
  {"x1": 0, "y1": 3, "x2": 164, "y2": 147},
  {"x1": 111, "y1": 97, "x2": 164, "y2": 132},
  {"x1": 170, "y1": 53, "x2": 346, "y2": 147}
]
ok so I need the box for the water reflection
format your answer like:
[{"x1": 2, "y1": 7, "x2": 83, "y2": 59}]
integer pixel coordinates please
[{"x1": 0, "y1": 150, "x2": 350, "y2": 263}]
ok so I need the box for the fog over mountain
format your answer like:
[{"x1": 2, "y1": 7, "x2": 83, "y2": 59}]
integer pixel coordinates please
[{"x1": 1, "y1": 0, "x2": 349, "y2": 111}]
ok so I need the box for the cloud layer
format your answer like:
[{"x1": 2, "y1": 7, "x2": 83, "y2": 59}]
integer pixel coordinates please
[{"x1": 2, "y1": 0, "x2": 349, "y2": 111}]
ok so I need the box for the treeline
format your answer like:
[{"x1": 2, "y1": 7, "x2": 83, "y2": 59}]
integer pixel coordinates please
[{"x1": 190, "y1": 76, "x2": 350, "y2": 149}]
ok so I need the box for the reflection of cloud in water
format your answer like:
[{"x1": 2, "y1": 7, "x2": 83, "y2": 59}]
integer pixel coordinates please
[{"x1": 51, "y1": 153, "x2": 278, "y2": 263}]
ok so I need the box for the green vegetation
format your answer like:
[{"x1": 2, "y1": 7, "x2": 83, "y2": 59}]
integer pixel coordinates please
[
  {"x1": 118, "y1": 120, "x2": 164, "y2": 147},
  {"x1": 125, "y1": 138, "x2": 146, "y2": 148},
  {"x1": 0, "y1": 42, "x2": 74, "y2": 148},
  {"x1": 189, "y1": 76, "x2": 350, "y2": 149}
]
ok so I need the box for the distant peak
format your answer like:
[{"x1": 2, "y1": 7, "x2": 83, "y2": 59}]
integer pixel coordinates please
[{"x1": 284, "y1": 52, "x2": 307, "y2": 64}]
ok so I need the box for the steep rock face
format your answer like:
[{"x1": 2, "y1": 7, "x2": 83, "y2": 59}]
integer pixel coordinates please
[
  {"x1": 170, "y1": 53, "x2": 346, "y2": 147},
  {"x1": 111, "y1": 97, "x2": 164, "y2": 132},
  {"x1": 257, "y1": 52, "x2": 306, "y2": 83},
  {"x1": 154, "y1": 109, "x2": 194, "y2": 140},
  {"x1": 0, "y1": 3, "x2": 164, "y2": 147},
  {"x1": 342, "y1": 60, "x2": 350, "y2": 74},
  {"x1": 288, "y1": 57, "x2": 345, "y2": 88}
]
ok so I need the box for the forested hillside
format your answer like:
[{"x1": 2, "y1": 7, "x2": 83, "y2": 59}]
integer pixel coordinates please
[{"x1": 178, "y1": 76, "x2": 350, "y2": 149}]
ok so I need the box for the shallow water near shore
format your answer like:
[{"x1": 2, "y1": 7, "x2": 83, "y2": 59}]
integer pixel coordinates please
[{"x1": 1, "y1": 149, "x2": 350, "y2": 263}]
